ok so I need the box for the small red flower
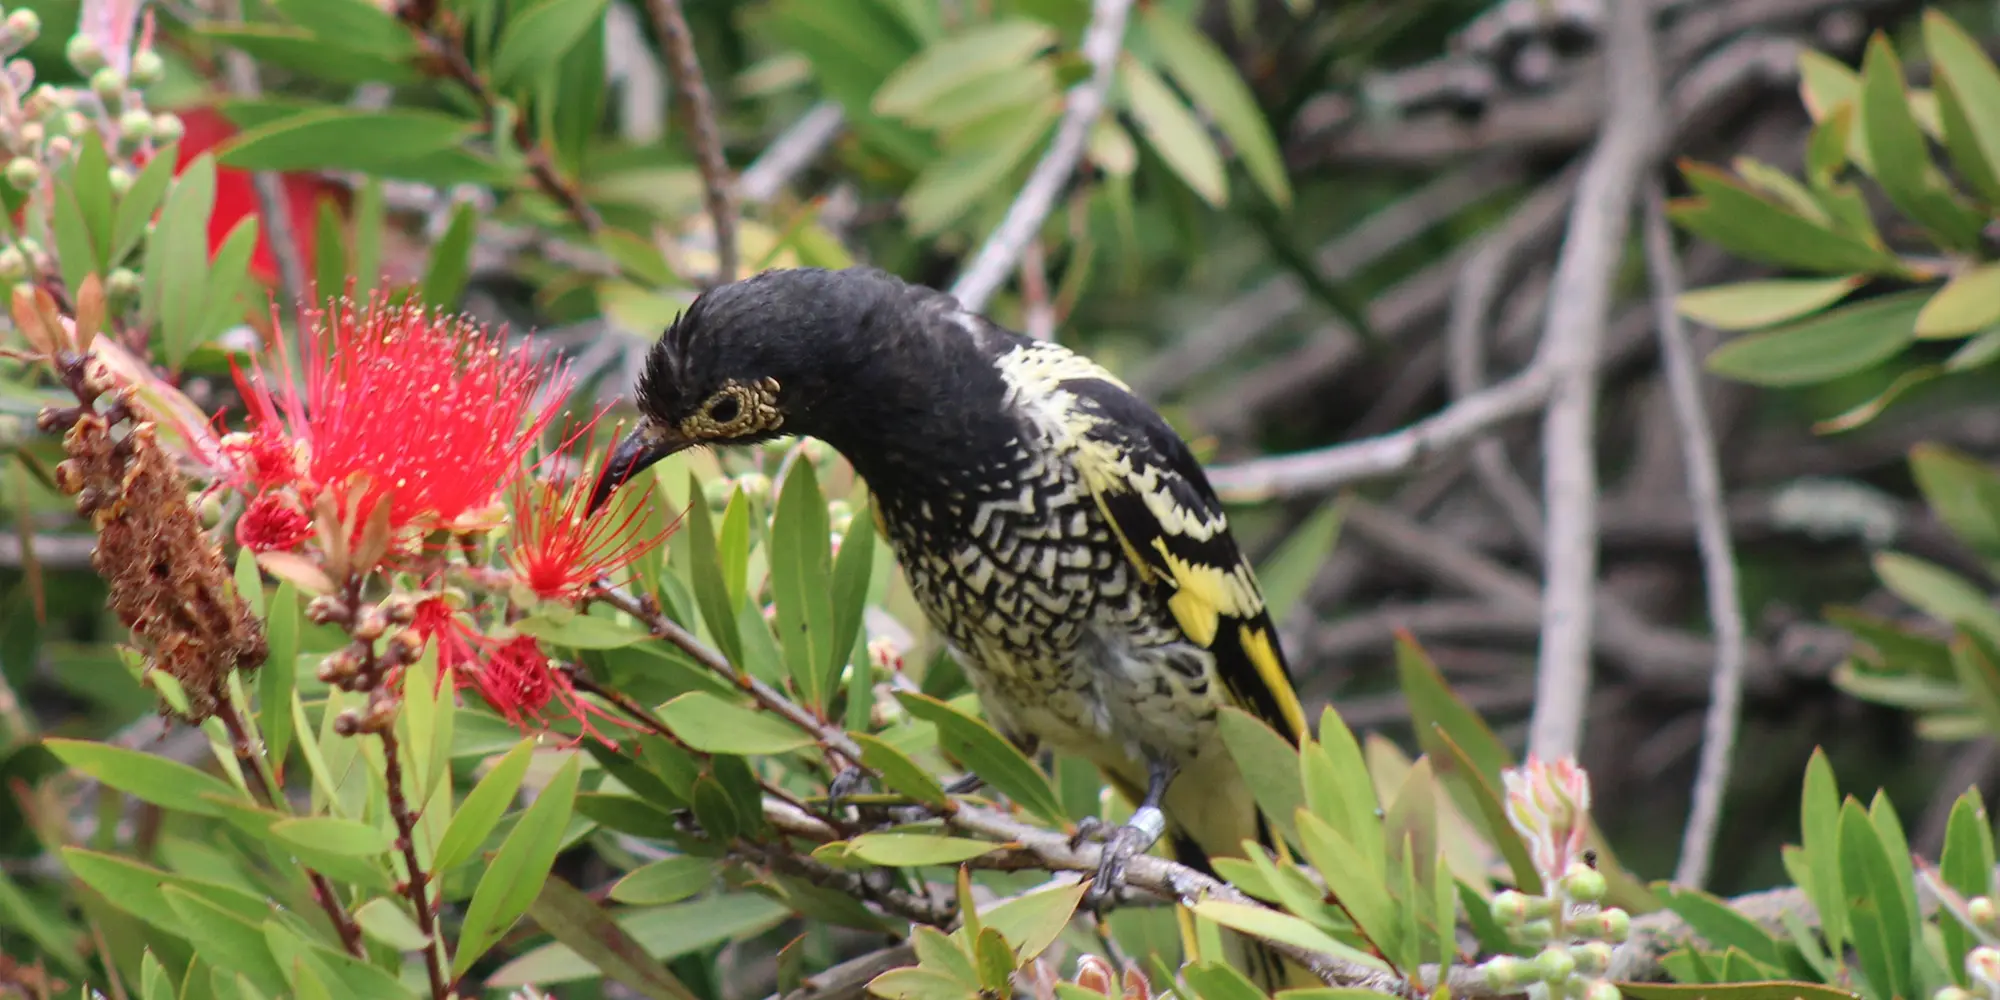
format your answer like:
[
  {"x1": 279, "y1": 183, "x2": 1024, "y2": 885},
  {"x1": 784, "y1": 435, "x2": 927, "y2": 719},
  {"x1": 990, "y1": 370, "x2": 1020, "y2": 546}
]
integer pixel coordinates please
[
  {"x1": 230, "y1": 296, "x2": 569, "y2": 557},
  {"x1": 507, "y1": 420, "x2": 675, "y2": 603},
  {"x1": 167, "y1": 106, "x2": 343, "y2": 285},
  {"x1": 463, "y1": 635, "x2": 632, "y2": 745},
  {"x1": 235, "y1": 492, "x2": 313, "y2": 552},
  {"x1": 410, "y1": 596, "x2": 486, "y2": 678}
]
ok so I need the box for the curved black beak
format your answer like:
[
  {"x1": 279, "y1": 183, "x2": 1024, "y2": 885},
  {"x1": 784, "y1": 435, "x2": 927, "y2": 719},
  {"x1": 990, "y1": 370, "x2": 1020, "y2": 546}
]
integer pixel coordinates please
[{"x1": 588, "y1": 418, "x2": 691, "y2": 514}]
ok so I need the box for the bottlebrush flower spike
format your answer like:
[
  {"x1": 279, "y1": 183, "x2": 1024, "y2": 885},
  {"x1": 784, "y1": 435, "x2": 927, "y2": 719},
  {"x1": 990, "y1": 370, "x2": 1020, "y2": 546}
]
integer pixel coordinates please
[
  {"x1": 1502, "y1": 754, "x2": 1592, "y2": 879},
  {"x1": 236, "y1": 492, "x2": 312, "y2": 552},
  {"x1": 229, "y1": 296, "x2": 569, "y2": 561},
  {"x1": 410, "y1": 595, "x2": 486, "y2": 677},
  {"x1": 464, "y1": 635, "x2": 632, "y2": 745},
  {"x1": 507, "y1": 420, "x2": 675, "y2": 604}
]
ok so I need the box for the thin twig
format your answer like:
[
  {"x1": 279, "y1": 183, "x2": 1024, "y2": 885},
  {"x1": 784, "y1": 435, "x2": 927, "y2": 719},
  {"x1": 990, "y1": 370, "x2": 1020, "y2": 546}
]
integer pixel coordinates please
[
  {"x1": 950, "y1": 0, "x2": 1134, "y2": 314},
  {"x1": 739, "y1": 103, "x2": 846, "y2": 205},
  {"x1": 379, "y1": 728, "x2": 450, "y2": 1000},
  {"x1": 1526, "y1": 0, "x2": 1663, "y2": 761},
  {"x1": 214, "y1": 0, "x2": 307, "y2": 315},
  {"x1": 1205, "y1": 367, "x2": 1554, "y2": 502},
  {"x1": 1646, "y1": 181, "x2": 1746, "y2": 890},
  {"x1": 644, "y1": 0, "x2": 737, "y2": 284}
]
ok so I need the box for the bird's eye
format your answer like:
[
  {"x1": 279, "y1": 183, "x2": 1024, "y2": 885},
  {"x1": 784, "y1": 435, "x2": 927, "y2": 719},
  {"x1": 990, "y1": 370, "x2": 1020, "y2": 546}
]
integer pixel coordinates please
[{"x1": 707, "y1": 396, "x2": 742, "y2": 424}]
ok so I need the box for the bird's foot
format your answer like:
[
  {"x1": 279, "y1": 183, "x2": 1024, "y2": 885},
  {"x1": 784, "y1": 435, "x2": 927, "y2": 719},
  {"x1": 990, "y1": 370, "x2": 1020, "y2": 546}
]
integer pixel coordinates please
[
  {"x1": 1080, "y1": 808, "x2": 1166, "y2": 908},
  {"x1": 826, "y1": 767, "x2": 873, "y2": 817}
]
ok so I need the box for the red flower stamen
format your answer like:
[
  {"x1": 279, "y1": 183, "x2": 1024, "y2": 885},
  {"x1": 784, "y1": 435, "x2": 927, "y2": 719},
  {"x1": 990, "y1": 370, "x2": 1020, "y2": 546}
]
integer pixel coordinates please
[
  {"x1": 464, "y1": 635, "x2": 633, "y2": 746},
  {"x1": 229, "y1": 296, "x2": 569, "y2": 563},
  {"x1": 235, "y1": 492, "x2": 313, "y2": 552},
  {"x1": 507, "y1": 418, "x2": 675, "y2": 604},
  {"x1": 410, "y1": 596, "x2": 487, "y2": 679}
]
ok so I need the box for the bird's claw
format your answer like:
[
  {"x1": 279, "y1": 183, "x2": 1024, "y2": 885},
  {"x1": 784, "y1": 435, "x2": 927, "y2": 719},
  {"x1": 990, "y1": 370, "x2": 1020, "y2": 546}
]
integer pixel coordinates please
[
  {"x1": 1086, "y1": 821, "x2": 1156, "y2": 908},
  {"x1": 1068, "y1": 816, "x2": 1110, "y2": 851},
  {"x1": 826, "y1": 767, "x2": 871, "y2": 814}
]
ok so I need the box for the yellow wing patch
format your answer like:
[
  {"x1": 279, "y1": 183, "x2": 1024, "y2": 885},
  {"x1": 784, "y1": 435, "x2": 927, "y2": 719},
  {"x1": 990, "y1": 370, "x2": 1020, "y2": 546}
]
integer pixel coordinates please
[
  {"x1": 1239, "y1": 624, "x2": 1309, "y2": 741},
  {"x1": 1152, "y1": 539, "x2": 1262, "y2": 650}
]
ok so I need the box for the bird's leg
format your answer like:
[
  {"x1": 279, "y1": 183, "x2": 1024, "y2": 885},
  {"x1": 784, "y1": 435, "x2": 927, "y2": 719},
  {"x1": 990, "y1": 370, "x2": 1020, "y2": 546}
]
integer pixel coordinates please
[
  {"x1": 826, "y1": 767, "x2": 873, "y2": 814},
  {"x1": 1083, "y1": 759, "x2": 1176, "y2": 907}
]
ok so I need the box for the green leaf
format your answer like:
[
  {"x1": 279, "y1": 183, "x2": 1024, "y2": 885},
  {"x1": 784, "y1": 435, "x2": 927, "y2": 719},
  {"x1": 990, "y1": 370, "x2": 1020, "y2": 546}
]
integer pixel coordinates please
[
  {"x1": 524, "y1": 874, "x2": 702, "y2": 1000},
  {"x1": 1676, "y1": 277, "x2": 1865, "y2": 331},
  {"x1": 904, "y1": 102, "x2": 1059, "y2": 235},
  {"x1": 976, "y1": 880, "x2": 1088, "y2": 961},
  {"x1": 112, "y1": 143, "x2": 178, "y2": 265},
  {"x1": 1859, "y1": 35, "x2": 1984, "y2": 251},
  {"x1": 826, "y1": 495, "x2": 877, "y2": 701},
  {"x1": 869, "y1": 968, "x2": 979, "y2": 1000},
  {"x1": 489, "y1": 894, "x2": 792, "y2": 987},
  {"x1": 1189, "y1": 900, "x2": 1380, "y2": 970},
  {"x1": 895, "y1": 692, "x2": 1065, "y2": 824},
  {"x1": 492, "y1": 0, "x2": 612, "y2": 91},
  {"x1": 196, "y1": 216, "x2": 259, "y2": 348},
  {"x1": 161, "y1": 887, "x2": 285, "y2": 997},
  {"x1": 147, "y1": 154, "x2": 215, "y2": 369},
  {"x1": 1141, "y1": 8, "x2": 1290, "y2": 207},
  {"x1": 1704, "y1": 290, "x2": 1926, "y2": 388},
  {"x1": 417, "y1": 201, "x2": 476, "y2": 308},
  {"x1": 259, "y1": 583, "x2": 300, "y2": 773},
  {"x1": 0, "y1": 871, "x2": 83, "y2": 976},
  {"x1": 220, "y1": 108, "x2": 479, "y2": 173},
  {"x1": 658, "y1": 691, "x2": 814, "y2": 755},
  {"x1": 1939, "y1": 789, "x2": 1994, "y2": 984},
  {"x1": 271, "y1": 0, "x2": 416, "y2": 56},
  {"x1": 1951, "y1": 631, "x2": 2000, "y2": 739},
  {"x1": 1798, "y1": 748, "x2": 1846, "y2": 953},
  {"x1": 1670, "y1": 164, "x2": 1901, "y2": 274},
  {"x1": 1917, "y1": 265, "x2": 2000, "y2": 338},
  {"x1": 1874, "y1": 551, "x2": 2000, "y2": 644},
  {"x1": 269, "y1": 816, "x2": 394, "y2": 857},
  {"x1": 1618, "y1": 984, "x2": 1860, "y2": 1000},
  {"x1": 1924, "y1": 11, "x2": 2000, "y2": 204},
  {"x1": 771, "y1": 460, "x2": 838, "y2": 707},
  {"x1": 514, "y1": 612, "x2": 652, "y2": 650},
  {"x1": 874, "y1": 21, "x2": 1056, "y2": 117},
  {"x1": 1255, "y1": 498, "x2": 1346, "y2": 626},
  {"x1": 1302, "y1": 706, "x2": 1383, "y2": 868},
  {"x1": 611, "y1": 856, "x2": 718, "y2": 905},
  {"x1": 453, "y1": 753, "x2": 583, "y2": 975},
  {"x1": 852, "y1": 731, "x2": 952, "y2": 809},
  {"x1": 352, "y1": 897, "x2": 430, "y2": 952},
  {"x1": 1294, "y1": 812, "x2": 1404, "y2": 970},
  {"x1": 433, "y1": 739, "x2": 535, "y2": 872},
  {"x1": 1121, "y1": 55, "x2": 1226, "y2": 206},
  {"x1": 197, "y1": 24, "x2": 424, "y2": 85},
  {"x1": 53, "y1": 176, "x2": 97, "y2": 294},
  {"x1": 847, "y1": 833, "x2": 998, "y2": 867},
  {"x1": 44, "y1": 738, "x2": 244, "y2": 817},
  {"x1": 1657, "y1": 887, "x2": 1784, "y2": 968},
  {"x1": 684, "y1": 477, "x2": 745, "y2": 666},
  {"x1": 1216, "y1": 706, "x2": 1304, "y2": 849},
  {"x1": 1838, "y1": 800, "x2": 1911, "y2": 1000},
  {"x1": 1908, "y1": 443, "x2": 2000, "y2": 560}
]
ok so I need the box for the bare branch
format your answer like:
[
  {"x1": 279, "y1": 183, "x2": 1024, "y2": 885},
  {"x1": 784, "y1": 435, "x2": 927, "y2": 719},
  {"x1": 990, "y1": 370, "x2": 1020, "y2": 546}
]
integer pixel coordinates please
[
  {"x1": 215, "y1": 0, "x2": 307, "y2": 314},
  {"x1": 644, "y1": 0, "x2": 738, "y2": 285},
  {"x1": 1528, "y1": 0, "x2": 1663, "y2": 761},
  {"x1": 1645, "y1": 181, "x2": 1747, "y2": 890},
  {"x1": 951, "y1": 0, "x2": 1133, "y2": 315}
]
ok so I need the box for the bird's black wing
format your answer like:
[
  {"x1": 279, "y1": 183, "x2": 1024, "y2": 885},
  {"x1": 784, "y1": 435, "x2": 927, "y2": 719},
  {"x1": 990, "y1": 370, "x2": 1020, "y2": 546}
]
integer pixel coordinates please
[{"x1": 1056, "y1": 375, "x2": 1311, "y2": 747}]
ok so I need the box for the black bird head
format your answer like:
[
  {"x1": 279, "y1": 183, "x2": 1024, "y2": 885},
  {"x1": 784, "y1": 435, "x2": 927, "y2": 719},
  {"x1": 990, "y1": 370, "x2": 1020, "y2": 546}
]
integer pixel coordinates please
[{"x1": 588, "y1": 266, "x2": 953, "y2": 513}]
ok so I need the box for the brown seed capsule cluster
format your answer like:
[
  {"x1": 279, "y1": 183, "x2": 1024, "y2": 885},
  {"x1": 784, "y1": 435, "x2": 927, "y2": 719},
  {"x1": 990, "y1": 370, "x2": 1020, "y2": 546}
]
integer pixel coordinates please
[
  {"x1": 311, "y1": 594, "x2": 421, "y2": 699},
  {"x1": 54, "y1": 408, "x2": 266, "y2": 722}
]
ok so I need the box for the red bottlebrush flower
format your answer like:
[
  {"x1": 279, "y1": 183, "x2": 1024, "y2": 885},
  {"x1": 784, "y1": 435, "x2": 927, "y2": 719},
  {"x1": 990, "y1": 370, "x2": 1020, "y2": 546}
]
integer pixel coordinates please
[
  {"x1": 464, "y1": 635, "x2": 632, "y2": 745},
  {"x1": 236, "y1": 492, "x2": 313, "y2": 552},
  {"x1": 507, "y1": 421, "x2": 675, "y2": 604},
  {"x1": 230, "y1": 296, "x2": 569, "y2": 555},
  {"x1": 410, "y1": 596, "x2": 486, "y2": 677},
  {"x1": 166, "y1": 106, "x2": 343, "y2": 285}
]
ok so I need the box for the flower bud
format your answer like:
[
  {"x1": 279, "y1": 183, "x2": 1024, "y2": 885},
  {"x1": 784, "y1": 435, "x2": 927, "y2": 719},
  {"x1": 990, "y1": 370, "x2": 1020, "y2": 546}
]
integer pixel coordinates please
[
  {"x1": 0, "y1": 245, "x2": 27, "y2": 282},
  {"x1": 130, "y1": 49, "x2": 164, "y2": 86},
  {"x1": 1480, "y1": 956, "x2": 1532, "y2": 990},
  {"x1": 43, "y1": 134, "x2": 69, "y2": 160},
  {"x1": 1536, "y1": 946, "x2": 1577, "y2": 984},
  {"x1": 383, "y1": 628, "x2": 426, "y2": 666},
  {"x1": 318, "y1": 648, "x2": 362, "y2": 684},
  {"x1": 197, "y1": 492, "x2": 224, "y2": 528},
  {"x1": 1970, "y1": 946, "x2": 2000, "y2": 993},
  {"x1": 106, "y1": 165, "x2": 132, "y2": 196},
  {"x1": 332, "y1": 708, "x2": 362, "y2": 736},
  {"x1": 6, "y1": 10, "x2": 40, "y2": 44},
  {"x1": 1571, "y1": 942, "x2": 1613, "y2": 976},
  {"x1": 65, "y1": 34, "x2": 105, "y2": 74},
  {"x1": 306, "y1": 595, "x2": 353, "y2": 625},
  {"x1": 1491, "y1": 890, "x2": 1533, "y2": 927},
  {"x1": 117, "y1": 108, "x2": 150, "y2": 145},
  {"x1": 1583, "y1": 981, "x2": 1622, "y2": 1000},
  {"x1": 1514, "y1": 919, "x2": 1555, "y2": 946},
  {"x1": 352, "y1": 605, "x2": 388, "y2": 643},
  {"x1": 1937, "y1": 987, "x2": 1975, "y2": 1000},
  {"x1": 17, "y1": 121, "x2": 40, "y2": 149},
  {"x1": 735, "y1": 472, "x2": 771, "y2": 498},
  {"x1": 1972, "y1": 896, "x2": 1997, "y2": 932},
  {"x1": 105, "y1": 267, "x2": 140, "y2": 302},
  {"x1": 1562, "y1": 865, "x2": 1608, "y2": 904},
  {"x1": 702, "y1": 478, "x2": 733, "y2": 508},
  {"x1": 3, "y1": 156, "x2": 37, "y2": 191},
  {"x1": 150, "y1": 112, "x2": 182, "y2": 144},
  {"x1": 380, "y1": 594, "x2": 417, "y2": 625},
  {"x1": 90, "y1": 68, "x2": 125, "y2": 105}
]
